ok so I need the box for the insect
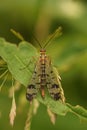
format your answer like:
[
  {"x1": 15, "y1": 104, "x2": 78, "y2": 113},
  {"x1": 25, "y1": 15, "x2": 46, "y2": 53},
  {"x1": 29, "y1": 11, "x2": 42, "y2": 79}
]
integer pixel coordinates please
[{"x1": 26, "y1": 27, "x2": 65, "y2": 103}]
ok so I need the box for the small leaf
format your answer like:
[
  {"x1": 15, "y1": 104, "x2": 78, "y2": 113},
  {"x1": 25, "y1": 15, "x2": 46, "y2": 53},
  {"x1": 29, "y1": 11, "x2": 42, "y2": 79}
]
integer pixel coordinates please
[
  {"x1": 9, "y1": 88, "x2": 16, "y2": 126},
  {"x1": 33, "y1": 99, "x2": 39, "y2": 115},
  {"x1": 47, "y1": 108, "x2": 57, "y2": 125},
  {"x1": 0, "y1": 70, "x2": 8, "y2": 91}
]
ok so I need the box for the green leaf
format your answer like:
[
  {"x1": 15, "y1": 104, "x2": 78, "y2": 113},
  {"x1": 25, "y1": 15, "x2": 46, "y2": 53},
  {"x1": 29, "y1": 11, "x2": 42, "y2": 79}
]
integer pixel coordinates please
[
  {"x1": 1, "y1": 38, "x2": 87, "y2": 119},
  {"x1": 66, "y1": 103, "x2": 87, "y2": 120},
  {"x1": 0, "y1": 38, "x2": 37, "y2": 86},
  {"x1": 37, "y1": 93, "x2": 69, "y2": 116},
  {"x1": 38, "y1": 93, "x2": 87, "y2": 118},
  {"x1": 0, "y1": 38, "x2": 68, "y2": 116}
]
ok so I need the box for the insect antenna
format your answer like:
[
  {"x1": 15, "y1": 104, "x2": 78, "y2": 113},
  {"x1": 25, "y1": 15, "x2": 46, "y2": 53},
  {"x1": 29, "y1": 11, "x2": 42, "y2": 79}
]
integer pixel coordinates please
[
  {"x1": 32, "y1": 34, "x2": 43, "y2": 49},
  {"x1": 43, "y1": 26, "x2": 62, "y2": 49},
  {"x1": 31, "y1": 26, "x2": 62, "y2": 49}
]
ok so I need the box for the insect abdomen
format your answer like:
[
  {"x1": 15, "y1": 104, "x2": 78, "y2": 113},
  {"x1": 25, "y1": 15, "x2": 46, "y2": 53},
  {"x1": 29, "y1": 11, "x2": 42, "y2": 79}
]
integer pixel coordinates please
[{"x1": 39, "y1": 50, "x2": 47, "y2": 98}]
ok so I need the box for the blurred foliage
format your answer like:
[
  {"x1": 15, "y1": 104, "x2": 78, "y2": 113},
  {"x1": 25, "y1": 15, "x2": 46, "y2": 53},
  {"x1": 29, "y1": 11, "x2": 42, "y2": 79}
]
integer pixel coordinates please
[{"x1": 0, "y1": 0, "x2": 87, "y2": 130}]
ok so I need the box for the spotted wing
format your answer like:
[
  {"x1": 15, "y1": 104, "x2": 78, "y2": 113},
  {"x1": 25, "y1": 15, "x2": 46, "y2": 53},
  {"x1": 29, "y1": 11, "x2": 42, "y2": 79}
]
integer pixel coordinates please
[
  {"x1": 26, "y1": 64, "x2": 40, "y2": 102},
  {"x1": 46, "y1": 61, "x2": 65, "y2": 102}
]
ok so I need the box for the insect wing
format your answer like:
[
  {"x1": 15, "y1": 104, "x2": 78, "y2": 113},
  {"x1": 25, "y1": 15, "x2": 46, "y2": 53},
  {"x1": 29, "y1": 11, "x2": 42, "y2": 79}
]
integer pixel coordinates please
[
  {"x1": 26, "y1": 64, "x2": 40, "y2": 102},
  {"x1": 46, "y1": 61, "x2": 65, "y2": 102},
  {"x1": 26, "y1": 84, "x2": 37, "y2": 101}
]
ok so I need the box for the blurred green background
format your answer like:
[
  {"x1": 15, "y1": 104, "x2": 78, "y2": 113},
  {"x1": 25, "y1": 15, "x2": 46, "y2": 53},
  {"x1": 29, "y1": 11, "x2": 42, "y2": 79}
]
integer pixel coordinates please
[{"x1": 0, "y1": 0, "x2": 87, "y2": 130}]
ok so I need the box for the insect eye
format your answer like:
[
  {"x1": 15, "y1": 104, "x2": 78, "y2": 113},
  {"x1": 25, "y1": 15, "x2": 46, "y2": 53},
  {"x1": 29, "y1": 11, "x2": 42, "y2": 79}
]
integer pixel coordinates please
[{"x1": 52, "y1": 84, "x2": 59, "y2": 88}]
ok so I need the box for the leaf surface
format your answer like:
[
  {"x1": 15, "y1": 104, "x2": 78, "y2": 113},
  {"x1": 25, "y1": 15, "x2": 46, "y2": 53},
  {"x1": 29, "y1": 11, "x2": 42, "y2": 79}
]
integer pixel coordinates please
[{"x1": 0, "y1": 38, "x2": 37, "y2": 86}]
